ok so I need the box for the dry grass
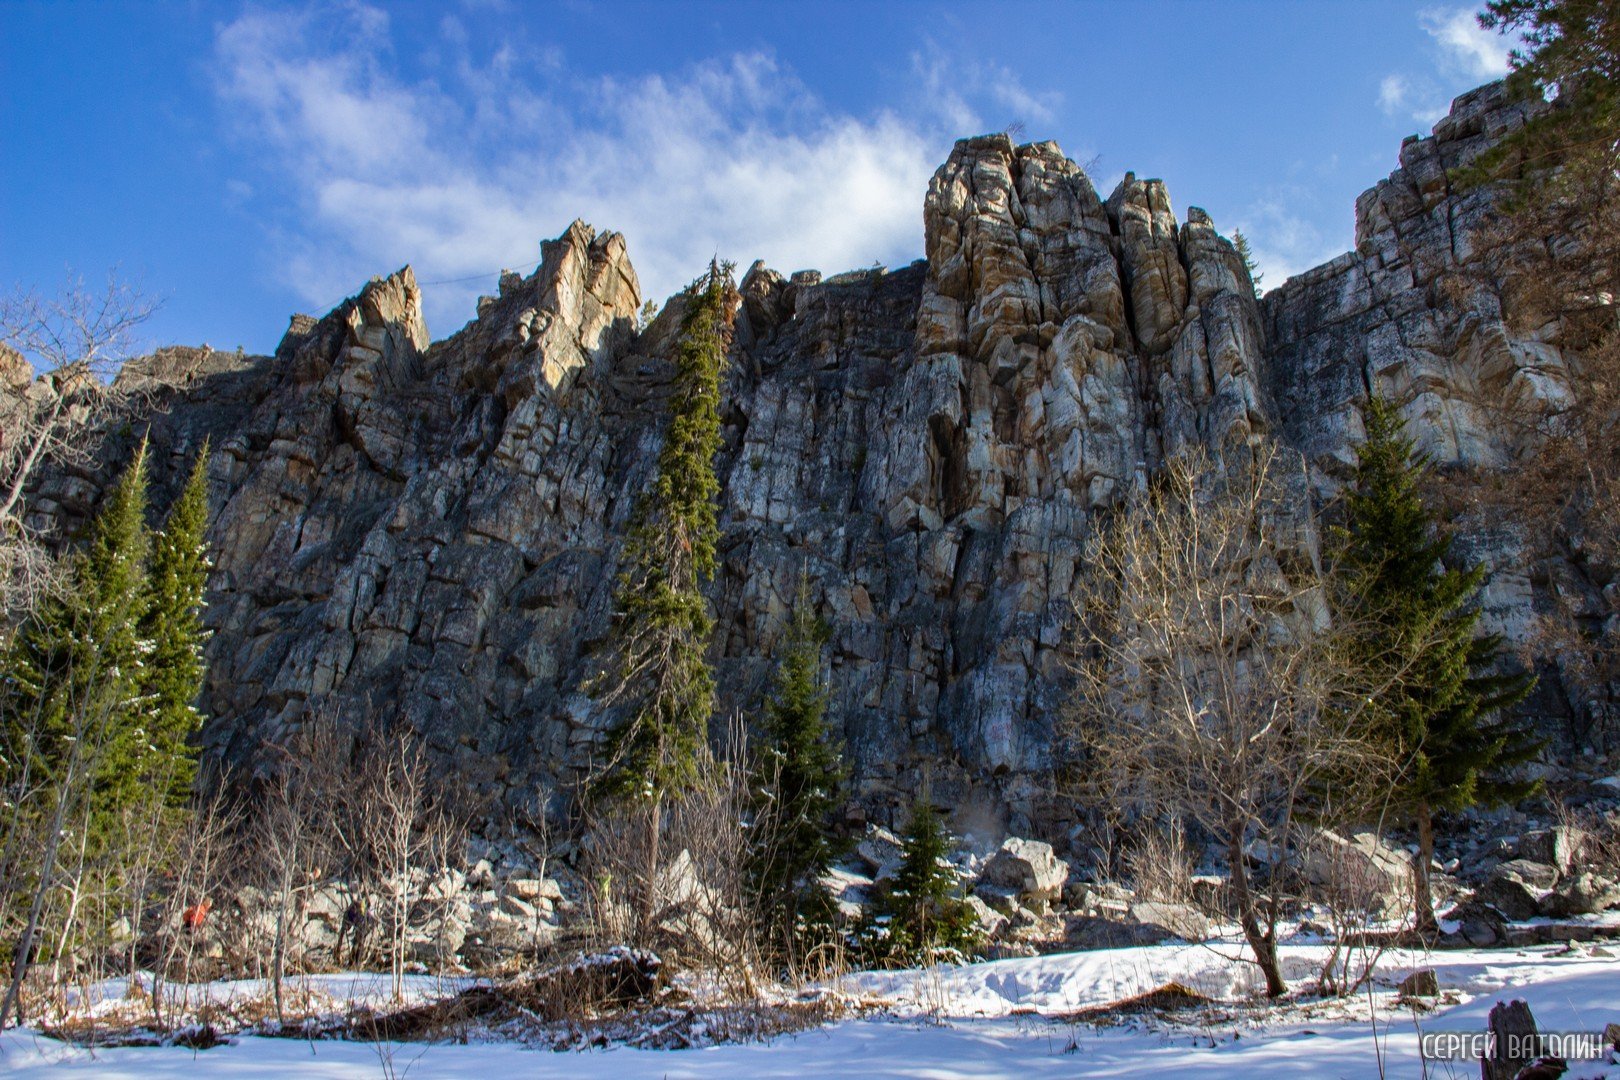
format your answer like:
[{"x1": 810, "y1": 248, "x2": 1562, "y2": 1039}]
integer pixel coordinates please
[{"x1": 1062, "y1": 980, "x2": 1216, "y2": 1025}]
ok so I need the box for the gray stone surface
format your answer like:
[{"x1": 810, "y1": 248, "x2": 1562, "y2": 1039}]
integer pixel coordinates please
[
  {"x1": 14, "y1": 80, "x2": 1611, "y2": 845},
  {"x1": 980, "y1": 837, "x2": 1069, "y2": 910}
]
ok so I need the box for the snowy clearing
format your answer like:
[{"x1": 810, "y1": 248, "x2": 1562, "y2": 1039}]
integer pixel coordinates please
[{"x1": 4, "y1": 942, "x2": 1619, "y2": 1078}]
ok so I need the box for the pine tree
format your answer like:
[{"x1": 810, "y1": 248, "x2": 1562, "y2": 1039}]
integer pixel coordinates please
[
  {"x1": 592, "y1": 262, "x2": 738, "y2": 930},
  {"x1": 1467, "y1": 1, "x2": 1619, "y2": 204},
  {"x1": 138, "y1": 443, "x2": 211, "y2": 807},
  {"x1": 751, "y1": 576, "x2": 846, "y2": 956},
  {"x1": 1231, "y1": 229, "x2": 1263, "y2": 298},
  {"x1": 864, "y1": 798, "x2": 980, "y2": 965},
  {"x1": 1336, "y1": 397, "x2": 1540, "y2": 935}
]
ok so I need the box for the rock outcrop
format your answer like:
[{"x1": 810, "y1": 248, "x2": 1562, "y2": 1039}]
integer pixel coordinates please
[{"x1": 15, "y1": 80, "x2": 1611, "y2": 845}]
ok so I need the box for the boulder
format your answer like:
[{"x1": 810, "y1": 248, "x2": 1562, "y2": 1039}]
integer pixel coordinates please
[
  {"x1": 1541, "y1": 871, "x2": 1620, "y2": 918},
  {"x1": 1475, "y1": 863, "x2": 1548, "y2": 922},
  {"x1": 855, "y1": 825, "x2": 905, "y2": 880},
  {"x1": 1064, "y1": 914, "x2": 1176, "y2": 948},
  {"x1": 1189, "y1": 875, "x2": 1229, "y2": 916},
  {"x1": 1445, "y1": 899, "x2": 1507, "y2": 947},
  {"x1": 1397, "y1": 968, "x2": 1439, "y2": 998},
  {"x1": 1128, "y1": 902, "x2": 1209, "y2": 942},
  {"x1": 1, "y1": 342, "x2": 32, "y2": 392},
  {"x1": 1299, "y1": 829, "x2": 1414, "y2": 913},
  {"x1": 1497, "y1": 858, "x2": 1560, "y2": 892},
  {"x1": 1517, "y1": 828, "x2": 1590, "y2": 876},
  {"x1": 980, "y1": 837, "x2": 1069, "y2": 912},
  {"x1": 964, "y1": 895, "x2": 1009, "y2": 940},
  {"x1": 505, "y1": 877, "x2": 564, "y2": 904}
]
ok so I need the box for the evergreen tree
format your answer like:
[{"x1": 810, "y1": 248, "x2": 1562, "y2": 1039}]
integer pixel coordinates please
[
  {"x1": 751, "y1": 576, "x2": 846, "y2": 957},
  {"x1": 1231, "y1": 229, "x2": 1263, "y2": 298},
  {"x1": 591, "y1": 262, "x2": 738, "y2": 929},
  {"x1": 1466, "y1": 1, "x2": 1619, "y2": 203},
  {"x1": 1336, "y1": 397, "x2": 1540, "y2": 935},
  {"x1": 864, "y1": 797, "x2": 980, "y2": 965},
  {"x1": 138, "y1": 443, "x2": 211, "y2": 807},
  {"x1": 3, "y1": 442, "x2": 152, "y2": 844},
  {"x1": 595, "y1": 261, "x2": 737, "y2": 802}
]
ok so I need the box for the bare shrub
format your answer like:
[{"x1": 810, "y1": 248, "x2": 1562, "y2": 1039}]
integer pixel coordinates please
[
  {"x1": 1064, "y1": 445, "x2": 1394, "y2": 998},
  {"x1": 580, "y1": 717, "x2": 768, "y2": 1001},
  {"x1": 1126, "y1": 815, "x2": 1196, "y2": 907},
  {"x1": 142, "y1": 786, "x2": 240, "y2": 1028},
  {"x1": 236, "y1": 711, "x2": 472, "y2": 1014},
  {"x1": 1300, "y1": 828, "x2": 1400, "y2": 997}
]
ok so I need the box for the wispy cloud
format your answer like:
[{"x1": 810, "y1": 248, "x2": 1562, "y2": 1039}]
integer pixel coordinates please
[
  {"x1": 1420, "y1": 6, "x2": 1512, "y2": 79},
  {"x1": 1377, "y1": 6, "x2": 1513, "y2": 129},
  {"x1": 1377, "y1": 71, "x2": 1449, "y2": 126},
  {"x1": 1232, "y1": 186, "x2": 1350, "y2": 292},
  {"x1": 909, "y1": 41, "x2": 1062, "y2": 136},
  {"x1": 1378, "y1": 74, "x2": 1412, "y2": 116},
  {"x1": 214, "y1": 4, "x2": 1058, "y2": 332}
]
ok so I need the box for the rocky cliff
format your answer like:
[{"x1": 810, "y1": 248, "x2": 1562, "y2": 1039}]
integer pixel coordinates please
[{"x1": 20, "y1": 80, "x2": 1605, "y2": 843}]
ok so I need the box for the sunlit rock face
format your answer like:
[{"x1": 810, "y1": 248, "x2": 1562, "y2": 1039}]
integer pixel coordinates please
[{"x1": 19, "y1": 79, "x2": 1608, "y2": 841}]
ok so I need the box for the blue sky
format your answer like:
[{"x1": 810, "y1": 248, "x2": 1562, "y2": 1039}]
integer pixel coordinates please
[{"x1": 0, "y1": 1, "x2": 1516, "y2": 356}]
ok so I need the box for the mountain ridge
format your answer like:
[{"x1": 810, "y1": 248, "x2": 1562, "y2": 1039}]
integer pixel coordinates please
[{"x1": 18, "y1": 77, "x2": 1602, "y2": 843}]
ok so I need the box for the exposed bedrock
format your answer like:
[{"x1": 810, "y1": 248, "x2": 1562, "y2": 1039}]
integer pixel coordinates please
[{"x1": 19, "y1": 80, "x2": 1610, "y2": 843}]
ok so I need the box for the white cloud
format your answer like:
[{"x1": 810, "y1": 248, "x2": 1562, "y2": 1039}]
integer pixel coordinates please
[
  {"x1": 1378, "y1": 74, "x2": 1411, "y2": 116},
  {"x1": 1374, "y1": 7, "x2": 1513, "y2": 134},
  {"x1": 1376, "y1": 70, "x2": 1449, "y2": 127},
  {"x1": 214, "y1": 5, "x2": 1059, "y2": 333},
  {"x1": 1232, "y1": 189, "x2": 1350, "y2": 292},
  {"x1": 1420, "y1": 6, "x2": 1512, "y2": 79},
  {"x1": 909, "y1": 42, "x2": 1061, "y2": 136}
]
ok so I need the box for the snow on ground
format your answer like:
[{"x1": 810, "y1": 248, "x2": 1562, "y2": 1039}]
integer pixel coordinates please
[
  {"x1": 61, "y1": 972, "x2": 483, "y2": 1018},
  {"x1": 5, "y1": 941, "x2": 1620, "y2": 1078}
]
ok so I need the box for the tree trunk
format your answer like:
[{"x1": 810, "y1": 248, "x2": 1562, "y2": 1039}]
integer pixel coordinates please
[
  {"x1": 0, "y1": 739, "x2": 83, "y2": 1031},
  {"x1": 0, "y1": 395, "x2": 65, "y2": 524},
  {"x1": 1413, "y1": 801, "x2": 1439, "y2": 938},
  {"x1": 1226, "y1": 829, "x2": 1287, "y2": 998},
  {"x1": 48, "y1": 829, "x2": 91, "y2": 992},
  {"x1": 640, "y1": 799, "x2": 663, "y2": 942}
]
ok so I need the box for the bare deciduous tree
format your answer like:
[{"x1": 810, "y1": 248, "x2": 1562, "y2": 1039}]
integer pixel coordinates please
[
  {"x1": 1064, "y1": 445, "x2": 1392, "y2": 998},
  {"x1": 360, "y1": 726, "x2": 463, "y2": 1003},
  {"x1": 0, "y1": 274, "x2": 158, "y2": 620}
]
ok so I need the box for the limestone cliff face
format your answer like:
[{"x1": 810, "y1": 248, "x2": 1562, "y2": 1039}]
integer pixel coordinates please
[
  {"x1": 1260, "y1": 81, "x2": 1601, "y2": 746},
  {"x1": 18, "y1": 80, "x2": 1607, "y2": 839}
]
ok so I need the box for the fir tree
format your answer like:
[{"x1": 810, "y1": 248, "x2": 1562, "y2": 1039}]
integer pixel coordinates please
[
  {"x1": 1336, "y1": 397, "x2": 1540, "y2": 935},
  {"x1": 864, "y1": 797, "x2": 980, "y2": 965},
  {"x1": 1231, "y1": 229, "x2": 1263, "y2": 298},
  {"x1": 592, "y1": 262, "x2": 738, "y2": 929},
  {"x1": 138, "y1": 443, "x2": 211, "y2": 807},
  {"x1": 595, "y1": 261, "x2": 737, "y2": 801},
  {"x1": 751, "y1": 576, "x2": 846, "y2": 956},
  {"x1": 4, "y1": 442, "x2": 153, "y2": 844}
]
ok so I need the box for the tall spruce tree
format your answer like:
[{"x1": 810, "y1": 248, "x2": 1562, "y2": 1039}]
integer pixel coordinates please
[
  {"x1": 4, "y1": 443, "x2": 153, "y2": 834},
  {"x1": 864, "y1": 797, "x2": 980, "y2": 965},
  {"x1": 139, "y1": 443, "x2": 211, "y2": 806},
  {"x1": 1231, "y1": 229, "x2": 1263, "y2": 297},
  {"x1": 1337, "y1": 397, "x2": 1540, "y2": 935},
  {"x1": 751, "y1": 576, "x2": 846, "y2": 956},
  {"x1": 1, "y1": 443, "x2": 152, "y2": 1028},
  {"x1": 593, "y1": 262, "x2": 737, "y2": 927}
]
